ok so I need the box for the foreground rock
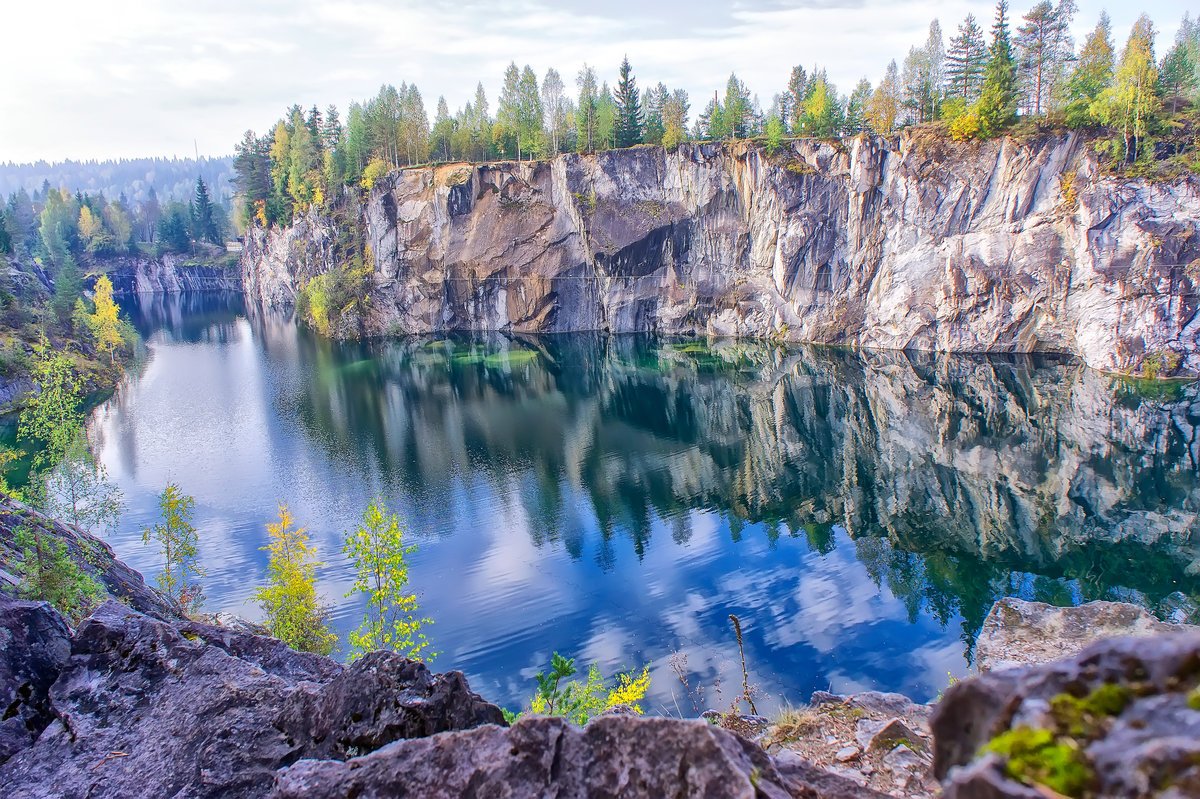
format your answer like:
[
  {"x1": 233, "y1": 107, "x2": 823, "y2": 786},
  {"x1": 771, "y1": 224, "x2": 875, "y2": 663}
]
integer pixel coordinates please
[
  {"x1": 243, "y1": 136, "x2": 1200, "y2": 377},
  {"x1": 975, "y1": 597, "x2": 1198, "y2": 672},
  {"x1": 0, "y1": 601, "x2": 504, "y2": 798},
  {"x1": 273, "y1": 714, "x2": 884, "y2": 799},
  {"x1": 0, "y1": 597, "x2": 70, "y2": 764},
  {"x1": 933, "y1": 629, "x2": 1200, "y2": 797}
]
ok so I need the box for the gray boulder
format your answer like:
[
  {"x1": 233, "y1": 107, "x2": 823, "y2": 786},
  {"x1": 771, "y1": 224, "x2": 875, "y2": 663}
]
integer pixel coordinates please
[
  {"x1": 273, "y1": 714, "x2": 888, "y2": 799},
  {"x1": 0, "y1": 597, "x2": 71, "y2": 764},
  {"x1": 0, "y1": 601, "x2": 505, "y2": 798},
  {"x1": 933, "y1": 629, "x2": 1200, "y2": 797},
  {"x1": 975, "y1": 597, "x2": 1195, "y2": 672}
]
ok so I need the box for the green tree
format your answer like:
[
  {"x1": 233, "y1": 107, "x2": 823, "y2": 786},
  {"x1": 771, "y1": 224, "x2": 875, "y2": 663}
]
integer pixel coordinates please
[
  {"x1": 801, "y1": 72, "x2": 843, "y2": 137},
  {"x1": 902, "y1": 20, "x2": 945, "y2": 123},
  {"x1": 976, "y1": 0, "x2": 1019, "y2": 137},
  {"x1": 614, "y1": 56, "x2": 643, "y2": 148},
  {"x1": 1015, "y1": 1, "x2": 1077, "y2": 116},
  {"x1": 191, "y1": 177, "x2": 219, "y2": 244},
  {"x1": 50, "y1": 256, "x2": 82, "y2": 324},
  {"x1": 45, "y1": 429, "x2": 122, "y2": 536},
  {"x1": 344, "y1": 499, "x2": 432, "y2": 662},
  {"x1": 576, "y1": 64, "x2": 599, "y2": 153},
  {"x1": 1091, "y1": 14, "x2": 1160, "y2": 164},
  {"x1": 497, "y1": 62, "x2": 523, "y2": 160},
  {"x1": 661, "y1": 89, "x2": 689, "y2": 149},
  {"x1": 782, "y1": 65, "x2": 808, "y2": 133},
  {"x1": 254, "y1": 505, "x2": 336, "y2": 655},
  {"x1": 15, "y1": 522, "x2": 102, "y2": 623},
  {"x1": 431, "y1": 96, "x2": 454, "y2": 161},
  {"x1": 88, "y1": 275, "x2": 124, "y2": 362},
  {"x1": 141, "y1": 481, "x2": 204, "y2": 613},
  {"x1": 157, "y1": 203, "x2": 192, "y2": 254},
  {"x1": 946, "y1": 14, "x2": 988, "y2": 102},
  {"x1": 1061, "y1": 12, "x2": 1114, "y2": 127},
  {"x1": 1159, "y1": 37, "x2": 1197, "y2": 113},
  {"x1": 19, "y1": 336, "x2": 83, "y2": 474},
  {"x1": 517, "y1": 65, "x2": 544, "y2": 160},
  {"x1": 846, "y1": 78, "x2": 872, "y2": 133},
  {"x1": 764, "y1": 112, "x2": 785, "y2": 153}
]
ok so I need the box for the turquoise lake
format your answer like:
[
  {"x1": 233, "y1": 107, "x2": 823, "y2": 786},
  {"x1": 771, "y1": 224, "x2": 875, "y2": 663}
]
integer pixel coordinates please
[{"x1": 91, "y1": 293, "x2": 1200, "y2": 715}]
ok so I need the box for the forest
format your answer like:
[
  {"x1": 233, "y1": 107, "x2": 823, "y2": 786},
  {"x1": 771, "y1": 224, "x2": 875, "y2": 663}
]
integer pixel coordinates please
[{"x1": 234, "y1": 2, "x2": 1200, "y2": 228}]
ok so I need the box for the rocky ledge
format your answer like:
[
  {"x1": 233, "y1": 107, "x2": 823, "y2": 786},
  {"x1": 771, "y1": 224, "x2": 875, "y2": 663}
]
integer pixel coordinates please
[{"x1": 3, "y1": 594, "x2": 1199, "y2": 797}]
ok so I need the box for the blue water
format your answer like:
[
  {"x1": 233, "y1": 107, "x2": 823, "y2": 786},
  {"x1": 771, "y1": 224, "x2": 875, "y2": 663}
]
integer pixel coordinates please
[{"x1": 90, "y1": 294, "x2": 1200, "y2": 714}]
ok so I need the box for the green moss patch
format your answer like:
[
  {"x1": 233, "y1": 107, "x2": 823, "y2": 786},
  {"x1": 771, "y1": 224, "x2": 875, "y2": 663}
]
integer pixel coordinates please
[{"x1": 984, "y1": 727, "x2": 1093, "y2": 797}]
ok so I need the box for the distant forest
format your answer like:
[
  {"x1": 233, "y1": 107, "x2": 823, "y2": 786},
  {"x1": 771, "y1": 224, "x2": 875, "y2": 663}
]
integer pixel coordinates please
[{"x1": 0, "y1": 157, "x2": 235, "y2": 208}]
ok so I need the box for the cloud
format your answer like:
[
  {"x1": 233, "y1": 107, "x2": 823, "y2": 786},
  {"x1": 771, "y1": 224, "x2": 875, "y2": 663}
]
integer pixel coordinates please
[{"x1": 2, "y1": 0, "x2": 1193, "y2": 161}]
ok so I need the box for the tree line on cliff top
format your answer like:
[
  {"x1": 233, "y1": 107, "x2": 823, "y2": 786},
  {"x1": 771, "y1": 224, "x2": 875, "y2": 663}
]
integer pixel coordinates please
[{"x1": 234, "y1": 2, "x2": 1200, "y2": 229}]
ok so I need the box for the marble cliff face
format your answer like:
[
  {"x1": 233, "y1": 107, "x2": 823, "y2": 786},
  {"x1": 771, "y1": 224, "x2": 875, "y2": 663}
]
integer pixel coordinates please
[{"x1": 241, "y1": 134, "x2": 1200, "y2": 377}]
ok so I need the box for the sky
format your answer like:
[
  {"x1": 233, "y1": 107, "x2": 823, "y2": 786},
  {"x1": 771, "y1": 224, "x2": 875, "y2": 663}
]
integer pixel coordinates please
[{"x1": 1, "y1": 0, "x2": 1194, "y2": 163}]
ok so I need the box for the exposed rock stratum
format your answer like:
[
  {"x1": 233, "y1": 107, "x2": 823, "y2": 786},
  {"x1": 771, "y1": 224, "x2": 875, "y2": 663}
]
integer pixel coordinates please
[{"x1": 241, "y1": 136, "x2": 1200, "y2": 376}]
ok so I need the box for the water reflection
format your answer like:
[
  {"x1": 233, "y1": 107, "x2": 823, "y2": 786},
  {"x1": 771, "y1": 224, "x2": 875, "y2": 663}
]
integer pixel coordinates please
[{"x1": 95, "y1": 294, "x2": 1200, "y2": 711}]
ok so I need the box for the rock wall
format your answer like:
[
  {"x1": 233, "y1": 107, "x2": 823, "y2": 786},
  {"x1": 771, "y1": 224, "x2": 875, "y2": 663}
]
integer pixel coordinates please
[
  {"x1": 240, "y1": 135, "x2": 1200, "y2": 377},
  {"x1": 105, "y1": 254, "x2": 242, "y2": 295}
]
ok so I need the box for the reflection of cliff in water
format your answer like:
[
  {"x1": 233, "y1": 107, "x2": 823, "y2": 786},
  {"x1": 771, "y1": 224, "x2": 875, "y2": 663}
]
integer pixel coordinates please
[
  {"x1": 280, "y1": 330, "x2": 1200, "y2": 637},
  {"x1": 123, "y1": 291, "x2": 248, "y2": 343}
]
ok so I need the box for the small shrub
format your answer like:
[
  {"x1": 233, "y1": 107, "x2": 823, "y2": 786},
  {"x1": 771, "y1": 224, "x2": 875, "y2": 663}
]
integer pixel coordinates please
[
  {"x1": 15, "y1": 523, "x2": 102, "y2": 623},
  {"x1": 344, "y1": 499, "x2": 432, "y2": 662},
  {"x1": 516, "y1": 652, "x2": 651, "y2": 726},
  {"x1": 253, "y1": 505, "x2": 337, "y2": 655},
  {"x1": 141, "y1": 481, "x2": 204, "y2": 613},
  {"x1": 951, "y1": 111, "x2": 981, "y2": 141}
]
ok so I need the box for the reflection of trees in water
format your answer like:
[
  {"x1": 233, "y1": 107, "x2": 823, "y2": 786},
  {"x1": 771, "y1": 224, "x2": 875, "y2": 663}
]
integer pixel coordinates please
[{"x1": 278, "y1": 329, "x2": 1200, "y2": 634}]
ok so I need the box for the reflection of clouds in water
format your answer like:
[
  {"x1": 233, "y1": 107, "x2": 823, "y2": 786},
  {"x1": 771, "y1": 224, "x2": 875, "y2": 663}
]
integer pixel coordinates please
[{"x1": 91, "y1": 306, "x2": 1200, "y2": 715}]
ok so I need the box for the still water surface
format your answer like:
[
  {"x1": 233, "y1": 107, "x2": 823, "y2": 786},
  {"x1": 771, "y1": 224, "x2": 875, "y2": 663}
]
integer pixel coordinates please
[{"x1": 92, "y1": 294, "x2": 1200, "y2": 713}]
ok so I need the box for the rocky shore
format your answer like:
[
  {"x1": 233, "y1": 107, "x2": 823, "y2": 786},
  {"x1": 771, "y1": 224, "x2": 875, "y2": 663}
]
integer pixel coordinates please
[{"x1": 3, "y1": 498, "x2": 1199, "y2": 798}]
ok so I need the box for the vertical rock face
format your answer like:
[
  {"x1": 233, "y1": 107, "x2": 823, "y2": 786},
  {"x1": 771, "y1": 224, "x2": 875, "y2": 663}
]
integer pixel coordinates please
[{"x1": 241, "y1": 137, "x2": 1200, "y2": 376}]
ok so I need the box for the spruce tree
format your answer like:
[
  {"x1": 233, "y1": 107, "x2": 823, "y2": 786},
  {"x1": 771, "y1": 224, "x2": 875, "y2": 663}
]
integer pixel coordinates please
[
  {"x1": 191, "y1": 177, "x2": 218, "y2": 245},
  {"x1": 946, "y1": 15, "x2": 988, "y2": 102},
  {"x1": 614, "y1": 56, "x2": 643, "y2": 148},
  {"x1": 976, "y1": 0, "x2": 1018, "y2": 136}
]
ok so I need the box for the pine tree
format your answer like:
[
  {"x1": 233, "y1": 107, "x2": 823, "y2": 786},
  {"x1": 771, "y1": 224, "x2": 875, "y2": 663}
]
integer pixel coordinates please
[
  {"x1": 977, "y1": 0, "x2": 1018, "y2": 136},
  {"x1": 191, "y1": 177, "x2": 218, "y2": 245},
  {"x1": 946, "y1": 14, "x2": 988, "y2": 102},
  {"x1": 1015, "y1": 1, "x2": 1077, "y2": 116},
  {"x1": 614, "y1": 56, "x2": 643, "y2": 148}
]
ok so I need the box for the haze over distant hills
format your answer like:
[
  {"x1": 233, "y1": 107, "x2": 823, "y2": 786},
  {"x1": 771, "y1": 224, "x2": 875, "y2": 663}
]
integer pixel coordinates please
[{"x1": 0, "y1": 156, "x2": 235, "y2": 207}]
